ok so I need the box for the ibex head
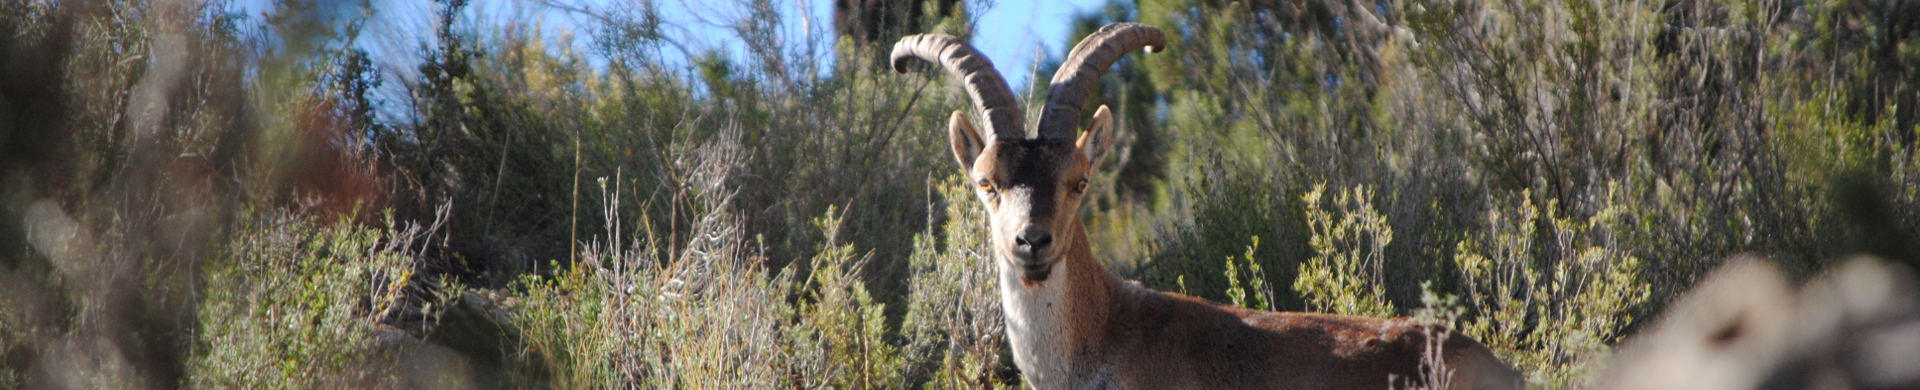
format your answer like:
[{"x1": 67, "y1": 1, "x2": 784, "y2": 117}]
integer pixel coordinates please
[{"x1": 892, "y1": 23, "x2": 1164, "y2": 282}]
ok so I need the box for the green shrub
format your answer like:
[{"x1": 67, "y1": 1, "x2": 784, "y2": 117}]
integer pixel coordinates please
[
  {"x1": 1140, "y1": 160, "x2": 1306, "y2": 308},
  {"x1": 1294, "y1": 184, "x2": 1398, "y2": 318},
  {"x1": 1223, "y1": 236, "x2": 1275, "y2": 311},
  {"x1": 500, "y1": 171, "x2": 1005, "y2": 388},
  {"x1": 190, "y1": 214, "x2": 424, "y2": 388},
  {"x1": 901, "y1": 176, "x2": 1012, "y2": 389},
  {"x1": 499, "y1": 140, "x2": 798, "y2": 388},
  {"x1": 1449, "y1": 189, "x2": 1650, "y2": 389},
  {"x1": 790, "y1": 207, "x2": 907, "y2": 389}
]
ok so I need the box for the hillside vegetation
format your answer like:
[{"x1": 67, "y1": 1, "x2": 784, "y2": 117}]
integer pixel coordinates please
[{"x1": 2, "y1": 0, "x2": 1916, "y2": 388}]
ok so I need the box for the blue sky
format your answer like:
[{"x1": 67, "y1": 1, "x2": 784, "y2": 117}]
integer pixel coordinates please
[
  {"x1": 949, "y1": 0, "x2": 1114, "y2": 88},
  {"x1": 329, "y1": 0, "x2": 1108, "y2": 90},
  {"x1": 226, "y1": 0, "x2": 1108, "y2": 125},
  {"x1": 643, "y1": 0, "x2": 1108, "y2": 88}
]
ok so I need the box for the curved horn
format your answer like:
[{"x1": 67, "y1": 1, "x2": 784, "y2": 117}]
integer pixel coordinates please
[
  {"x1": 892, "y1": 34, "x2": 1026, "y2": 140},
  {"x1": 1037, "y1": 23, "x2": 1166, "y2": 139}
]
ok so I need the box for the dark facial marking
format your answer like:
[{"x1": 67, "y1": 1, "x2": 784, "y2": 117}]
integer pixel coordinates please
[
  {"x1": 991, "y1": 138, "x2": 1080, "y2": 225},
  {"x1": 986, "y1": 138, "x2": 1083, "y2": 284}
]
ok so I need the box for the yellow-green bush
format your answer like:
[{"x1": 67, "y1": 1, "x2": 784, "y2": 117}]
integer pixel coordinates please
[
  {"x1": 1449, "y1": 189, "x2": 1650, "y2": 389},
  {"x1": 1288, "y1": 184, "x2": 1651, "y2": 389},
  {"x1": 1294, "y1": 184, "x2": 1397, "y2": 318},
  {"x1": 1223, "y1": 236, "x2": 1275, "y2": 311}
]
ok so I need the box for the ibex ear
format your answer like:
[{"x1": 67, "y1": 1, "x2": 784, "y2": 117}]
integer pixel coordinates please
[
  {"x1": 949, "y1": 110, "x2": 987, "y2": 173},
  {"x1": 1077, "y1": 105, "x2": 1116, "y2": 172}
]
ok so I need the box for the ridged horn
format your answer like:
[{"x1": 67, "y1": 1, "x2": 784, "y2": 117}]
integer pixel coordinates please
[
  {"x1": 1037, "y1": 23, "x2": 1165, "y2": 139},
  {"x1": 892, "y1": 34, "x2": 1026, "y2": 140}
]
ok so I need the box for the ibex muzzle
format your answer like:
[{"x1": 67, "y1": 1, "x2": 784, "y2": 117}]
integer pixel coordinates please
[{"x1": 1013, "y1": 224, "x2": 1052, "y2": 261}]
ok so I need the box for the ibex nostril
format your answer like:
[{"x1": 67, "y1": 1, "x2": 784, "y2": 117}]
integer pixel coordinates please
[{"x1": 1016, "y1": 227, "x2": 1053, "y2": 250}]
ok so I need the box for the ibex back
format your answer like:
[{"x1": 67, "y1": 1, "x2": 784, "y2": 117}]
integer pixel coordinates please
[{"x1": 892, "y1": 23, "x2": 1525, "y2": 390}]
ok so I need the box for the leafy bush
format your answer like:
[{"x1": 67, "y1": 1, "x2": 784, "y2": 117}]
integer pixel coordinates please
[
  {"x1": 1286, "y1": 183, "x2": 1651, "y2": 389},
  {"x1": 1223, "y1": 236, "x2": 1275, "y2": 311},
  {"x1": 495, "y1": 146, "x2": 1005, "y2": 388},
  {"x1": 191, "y1": 214, "x2": 428, "y2": 388},
  {"x1": 1295, "y1": 184, "x2": 1398, "y2": 318},
  {"x1": 901, "y1": 177, "x2": 1012, "y2": 389},
  {"x1": 1448, "y1": 189, "x2": 1650, "y2": 388}
]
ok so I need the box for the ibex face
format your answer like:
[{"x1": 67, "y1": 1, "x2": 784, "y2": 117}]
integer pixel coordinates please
[
  {"x1": 890, "y1": 24, "x2": 1146, "y2": 284},
  {"x1": 949, "y1": 107, "x2": 1114, "y2": 283}
]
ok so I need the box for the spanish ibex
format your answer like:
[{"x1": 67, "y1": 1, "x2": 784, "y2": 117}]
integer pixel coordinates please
[{"x1": 891, "y1": 23, "x2": 1524, "y2": 389}]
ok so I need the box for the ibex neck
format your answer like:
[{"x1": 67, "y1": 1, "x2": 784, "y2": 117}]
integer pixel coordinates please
[{"x1": 998, "y1": 222, "x2": 1123, "y2": 388}]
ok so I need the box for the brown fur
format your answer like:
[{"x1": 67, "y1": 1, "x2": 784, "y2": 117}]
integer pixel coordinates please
[{"x1": 952, "y1": 107, "x2": 1523, "y2": 389}]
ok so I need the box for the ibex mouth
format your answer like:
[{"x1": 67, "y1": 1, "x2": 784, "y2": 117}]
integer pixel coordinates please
[{"x1": 1019, "y1": 260, "x2": 1053, "y2": 282}]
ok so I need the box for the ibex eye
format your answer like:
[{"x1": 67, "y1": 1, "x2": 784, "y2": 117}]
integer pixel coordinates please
[
  {"x1": 977, "y1": 180, "x2": 994, "y2": 193},
  {"x1": 1074, "y1": 179, "x2": 1089, "y2": 193}
]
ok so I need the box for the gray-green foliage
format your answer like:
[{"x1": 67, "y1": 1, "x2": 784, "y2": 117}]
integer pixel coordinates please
[
  {"x1": 502, "y1": 136, "x2": 812, "y2": 388},
  {"x1": 1120, "y1": 1, "x2": 1916, "y2": 388},
  {"x1": 793, "y1": 207, "x2": 907, "y2": 389},
  {"x1": 397, "y1": 0, "x2": 975, "y2": 295},
  {"x1": 902, "y1": 177, "x2": 1012, "y2": 389},
  {"x1": 494, "y1": 144, "x2": 1003, "y2": 388},
  {"x1": 1128, "y1": 0, "x2": 1920, "y2": 317},
  {"x1": 191, "y1": 214, "x2": 424, "y2": 388},
  {"x1": 487, "y1": 175, "x2": 1013, "y2": 389}
]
